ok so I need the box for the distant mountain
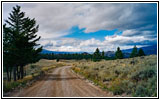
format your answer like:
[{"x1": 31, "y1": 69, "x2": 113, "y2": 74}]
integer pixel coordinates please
[
  {"x1": 41, "y1": 49, "x2": 84, "y2": 54},
  {"x1": 122, "y1": 45, "x2": 157, "y2": 55},
  {"x1": 104, "y1": 51, "x2": 115, "y2": 57},
  {"x1": 41, "y1": 45, "x2": 157, "y2": 57},
  {"x1": 104, "y1": 45, "x2": 157, "y2": 58}
]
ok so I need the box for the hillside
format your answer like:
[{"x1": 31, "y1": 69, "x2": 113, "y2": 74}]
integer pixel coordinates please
[
  {"x1": 72, "y1": 55, "x2": 157, "y2": 97},
  {"x1": 104, "y1": 45, "x2": 157, "y2": 58},
  {"x1": 122, "y1": 45, "x2": 157, "y2": 55}
]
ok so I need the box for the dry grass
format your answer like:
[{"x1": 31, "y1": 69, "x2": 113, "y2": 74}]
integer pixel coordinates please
[
  {"x1": 25, "y1": 59, "x2": 66, "y2": 76},
  {"x1": 72, "y1": 55, "x2": 157, "y2": 97},
  {"x1": 3, "y1": 59, "x2": 66, "y2": 93}
]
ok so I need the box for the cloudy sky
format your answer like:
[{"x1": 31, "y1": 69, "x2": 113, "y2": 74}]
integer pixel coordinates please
[{"x1": 3, "y1": 3, "x2": 157, "y2": 52}]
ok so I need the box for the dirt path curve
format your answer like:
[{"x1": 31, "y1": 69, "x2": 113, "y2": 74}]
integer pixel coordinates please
[{"x1": 11, "y1": 66, "x2": 111, "y2": 97}]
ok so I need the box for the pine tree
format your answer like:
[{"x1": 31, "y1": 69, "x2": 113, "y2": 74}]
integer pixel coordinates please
[
  {"x1": 138, "y1": 48, "x2": 145, "y2": 56},
  {"x1": 3, "y1": 5, "x2": 42, "y2": 81},
  {"x1": 102, "y1": 51, "x2": 105, "y2": 59},
  {"x1": 130, "y1": 46, "x2": 138, "y2": 58},
  {"x1": 93, "y1": 48, "x2": 101, "y2": 61},
  {"x1": 115, "y1": 47, "x2": 123, "y2": 59},
  {"x1": 3, "y1": 24, "x2": 15, "y2": 81}
]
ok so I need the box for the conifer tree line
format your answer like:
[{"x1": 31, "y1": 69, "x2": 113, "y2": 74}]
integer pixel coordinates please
[
  {"x1": 40, "y1": 46, "x2": 145, "y2": 62},
  {"x1": 3, "y1": 5, "x2": 42, "y2": 81},
  {"x1": 115, "y1": 46, "x2": 145, "y2": 59}
]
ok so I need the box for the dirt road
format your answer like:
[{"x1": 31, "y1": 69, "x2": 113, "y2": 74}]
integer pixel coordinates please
[{"x1": 11, "y1": 66, "x2": 111, "y2": 97}]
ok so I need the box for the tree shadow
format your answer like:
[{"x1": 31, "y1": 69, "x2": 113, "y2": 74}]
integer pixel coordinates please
[{"x1": 44, "y1": 74, "x2": 80, "y2": 81}]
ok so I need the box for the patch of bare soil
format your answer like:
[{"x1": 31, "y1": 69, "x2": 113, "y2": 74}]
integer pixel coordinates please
[{"x1": 8, "y1": 66, "x2": 114, "y2": 97}]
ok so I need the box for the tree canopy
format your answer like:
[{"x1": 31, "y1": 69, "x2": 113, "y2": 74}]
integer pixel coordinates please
[
  {"x1": 92, "y1": 48, "x2": 102, "y2": 61},
  {"x1": 3, "y1": 5, "x2": 42, "y2": 81},
  {"x1": 138, "y1": 48, "x2": 145, "y2": 56},
  {"x1": 130, "y1": 46, "x2": 138, "y2": 58},
  {"x1": 115, "y1": 47, "x2": 123, "y2": 59}
]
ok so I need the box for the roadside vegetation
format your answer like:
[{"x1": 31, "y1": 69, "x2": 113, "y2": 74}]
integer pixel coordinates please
[
  {"x1": 72, "y1": 55, "x2": 157, "y2": 97},
  {"x1": 3, "y1": 59, "x2": 65, "y2": 93}
]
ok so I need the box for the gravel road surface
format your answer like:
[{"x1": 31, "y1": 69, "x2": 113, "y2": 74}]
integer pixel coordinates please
[{"x1": 10, "y1": 66, "x2": 111, "y2": 97}]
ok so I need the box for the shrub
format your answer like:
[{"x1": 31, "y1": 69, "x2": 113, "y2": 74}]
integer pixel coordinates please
[
  {"x1": 41, "y1": 66, "x2": 56, "y2": 72},
  {"x1": 72, "y1": 55, "x2": 157, "y2": 97},
  {"x1": 109, "y1": 79, "x2": 125, "y2": 95},
  {"x1": 131, "y1": 66, "x2": 156, "y2": 81},
  {"x1": 133, "y1": 76, "x2": 157, "y2": 97},
  {"x1": 3, "y1": 81, "x2": 20, "y2": 92},
  {"x1": 30, "y1": 65, "x2": 36, "y2": 69},
  {"x1": 56, "y1": 58, "x2": 59, "y2": 62}
]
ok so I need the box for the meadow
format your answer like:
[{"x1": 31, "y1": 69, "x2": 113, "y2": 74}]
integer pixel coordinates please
[{"x1": 72, "y1": 55, "x2": 157, "y2": 97}]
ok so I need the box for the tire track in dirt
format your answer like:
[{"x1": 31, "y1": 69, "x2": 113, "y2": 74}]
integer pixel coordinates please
[{"x1": 10, "y1": 66, "x2": 111, "y2": 97}]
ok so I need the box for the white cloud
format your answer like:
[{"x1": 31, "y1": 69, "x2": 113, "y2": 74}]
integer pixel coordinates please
[
  {"x1": 104, "y1": 35, "x2": 156, "y2": 45},
  {"x1": 3, "y1": 3, "x2": 157, "y2": 38},
  {"x1": 79, "y1": 38, "x2": 103, "y2": 47},
  {"x1": 3, "y1": 3, "x2": 157, "y2": 52},
  {"x1": 38, "y1": 34, "x2": 155, "y2": 52}
]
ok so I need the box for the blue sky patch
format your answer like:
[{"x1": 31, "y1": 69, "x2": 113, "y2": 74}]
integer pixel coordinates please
[{"x1": 65, "y1": 26, "x2": 121, "y2": 41}]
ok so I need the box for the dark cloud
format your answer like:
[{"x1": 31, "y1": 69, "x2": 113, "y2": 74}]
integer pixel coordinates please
[
  {"x1": 3, "y1": 3, "x2": 157, "y2": 52},
  {"x1": 43, "y1": 42, "x2": 53, "y2": 48}
]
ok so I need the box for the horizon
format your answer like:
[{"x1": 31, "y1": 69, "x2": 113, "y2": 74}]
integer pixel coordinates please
[
  {"x1": 42, "y1": 44, "x2": 157, "y2": 53},
  {"x1": 3, "y1": 3, "x2": 157, "y2": 52}
]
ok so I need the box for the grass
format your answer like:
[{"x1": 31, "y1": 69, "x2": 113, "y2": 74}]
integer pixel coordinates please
[
  {"x1": 3, "y1": 56, "x2": 157, "y2": 97},
  {"x1": 3, "y1": 59, "x2": 66, "y2": 93},
  {"x1": 3, "y1": 75, "x2": 34, "y2": 92},
  {"x1": 72, "y1": 55, "x2": 157, "y2": 97}
]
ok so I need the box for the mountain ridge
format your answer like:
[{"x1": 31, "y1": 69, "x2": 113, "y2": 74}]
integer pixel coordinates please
[{"x1": 41, "y1": 45, "x2": 157, "y2": 57}]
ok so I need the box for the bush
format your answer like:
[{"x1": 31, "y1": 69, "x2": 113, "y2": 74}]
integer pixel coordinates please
[
  {"x1": 109, "y1": 79, "x2": 125, "y2": 95},
  {"x1": 41, "y1": 66, "x2": 56, "y2": 72},
  {"x1": 3, "y1": 81, "x2": 20, "y2": 92},
  {"x1": 72, "y1": 55, "x2": 157, "y2": 97},
  {"x1": 30, "y1": 65, "x2": 36, "y2": 69},
  {"x1": 133, "y1": 76, "x2": 157, "y2": 97},
  {"x1": 56, "y1": 58, "x2": 59, "y2": 62},
  {"x1": 131, "y1": 66, "x2": 156, "y2": 81}
]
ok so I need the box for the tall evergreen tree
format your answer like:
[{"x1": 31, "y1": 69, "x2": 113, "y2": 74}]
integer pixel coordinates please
[
  {"x1": 3, "y1": 5, "x2": 42, "y2": 81},
  {"x1": 102, "y1": 51, "x2": 105, "y2": 59},
  {"x1": 115, "y1": 47, "x2": 123, "y2": 59},
  {"x1": 138, "y1": 48, "x2": 145, "y2": 56},
  {"x1": 3, "y1": 24, "x2": 15, "y2": 81},
  {"x1": 93, "y1": 48, "x2": 101, "y2": 61},
  {"x1": 130, "y1": 46, "x2": 138, "y2": 58}
]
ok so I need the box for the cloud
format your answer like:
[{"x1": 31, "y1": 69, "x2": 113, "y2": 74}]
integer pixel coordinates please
[
  {"x1": 3, "y1": 3, "x2": 157, "y2": 52},
  {"x1": 122, "y1": 29, "x2": 156, "y2": 37},
  {"x1": 79, "y1": 38, "x2": 103, "y2": 47},
  {"x1": 3, "y1": 3, "x2": 157, "y2": 37},
  {"x1": 104, "y1": 35, "x2": 156, "y2": 45},
  {"x1": 39, "y1": 34, "x2": 156, "y2": 52}
]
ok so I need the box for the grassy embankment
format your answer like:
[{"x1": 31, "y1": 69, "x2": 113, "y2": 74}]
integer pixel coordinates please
[
  {"x1": 72, "y1": 55, "x2": 157, "y2": 97},
  {"x1": 3, "y1": 59, "x2": 65, "y2": 93}
]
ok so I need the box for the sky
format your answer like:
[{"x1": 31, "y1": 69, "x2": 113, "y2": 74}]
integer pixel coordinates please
[{"x1": 3, "y1": 3, "x2": 157, "y2": 52}]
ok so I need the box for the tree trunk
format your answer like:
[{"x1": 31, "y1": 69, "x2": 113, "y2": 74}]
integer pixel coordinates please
[
  {"x1": 13, "y1": 66, "x2": 17, "y2": 81},
  {"x1": 20, "y1": 65, "x2": 24, "y2": 79},
  {"x1": 6, "y1": 66, "x2": 10, "y2": 81},
  {"x1": 17, "y1": 66, "x2": 20, "y2": 80},
  {"x1": 9, "y1": 67, "x2": 12, "y2": 81}
]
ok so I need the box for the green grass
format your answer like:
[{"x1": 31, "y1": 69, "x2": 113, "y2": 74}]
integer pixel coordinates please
[{"x1": 72, "y1": 55, "x2": 157, "y2": 97}]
